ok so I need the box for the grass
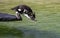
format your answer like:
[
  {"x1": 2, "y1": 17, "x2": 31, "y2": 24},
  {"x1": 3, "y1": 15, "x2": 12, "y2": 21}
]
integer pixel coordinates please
[{"x1": 0, "y1": 0, "x2": 60, "y2": 38}]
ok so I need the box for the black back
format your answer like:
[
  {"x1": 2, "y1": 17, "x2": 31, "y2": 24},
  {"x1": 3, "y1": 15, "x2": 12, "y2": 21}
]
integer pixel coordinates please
[{"x1": 11, "y1": 5, "x2": 33, "y2": 14}]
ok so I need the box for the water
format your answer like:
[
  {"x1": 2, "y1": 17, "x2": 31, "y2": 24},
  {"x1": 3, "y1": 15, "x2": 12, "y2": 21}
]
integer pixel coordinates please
[
  {"x1": 17, "y1": 27, "x2": 60, "y2": 38},
  {"x1": 0, "y1": 27, "x2": 60, "y2": 38}
]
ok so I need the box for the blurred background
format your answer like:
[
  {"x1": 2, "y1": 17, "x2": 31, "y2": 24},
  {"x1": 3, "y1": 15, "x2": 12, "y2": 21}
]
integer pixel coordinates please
[{"x1": 0, "y1": 0, "x2": 60, "y2": 38}]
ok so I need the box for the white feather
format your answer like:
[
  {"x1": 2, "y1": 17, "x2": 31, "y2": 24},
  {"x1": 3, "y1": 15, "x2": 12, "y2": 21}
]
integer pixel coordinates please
[
  {"x1": 16, "y1": 11, "x2": 18, "y2": 13},
  {"x1": 23, "y1": 9, "x2": 27, "y2": 12},
  {"x1": 24, "y1": 14, "x2": 30, "y2": 18},
  {"x1": 18, "y1": 9, "x2": 21, "y2": 11}
]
